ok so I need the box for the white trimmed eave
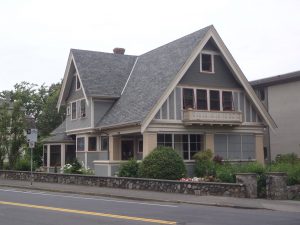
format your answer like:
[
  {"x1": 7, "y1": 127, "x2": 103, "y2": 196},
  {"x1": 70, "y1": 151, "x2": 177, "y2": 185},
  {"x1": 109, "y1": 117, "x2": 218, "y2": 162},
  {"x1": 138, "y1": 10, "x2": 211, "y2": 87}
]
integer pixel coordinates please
[
  {"x1": 141, "y1": 28, "x2": 213, "y2": 133},
  {"x1": 56, "y1": 51, "x2": 89, "y2": 111},
  {"x1": 141, "y1": 26, "x2": 277, "y2": 133}
]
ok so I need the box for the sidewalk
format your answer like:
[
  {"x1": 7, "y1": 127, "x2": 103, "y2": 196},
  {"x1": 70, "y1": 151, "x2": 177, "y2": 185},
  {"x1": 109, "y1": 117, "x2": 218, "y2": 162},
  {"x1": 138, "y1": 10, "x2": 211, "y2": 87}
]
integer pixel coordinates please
[{"x1": 0, "y1": 179, "x2": 299, "y2": 212}]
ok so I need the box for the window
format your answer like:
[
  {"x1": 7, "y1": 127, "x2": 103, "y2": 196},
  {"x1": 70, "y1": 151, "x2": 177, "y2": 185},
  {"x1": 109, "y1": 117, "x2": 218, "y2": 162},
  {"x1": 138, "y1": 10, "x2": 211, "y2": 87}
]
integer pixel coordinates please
[
  {"x1": 201, "y1": 53, "x2": 214, "y2": 73},
  {"x1": 65, "y1": 145, "x2": 76, "y2": 164},
  {"x1": 66, "y1": 106, "x2": 71, "y2": 116},
  {"x1": 138, "y1": 140, "x2": 143, "y2": 153},
  {"x1": 157, "y1": 134, "x2": 173, "y2": 147},
  {"x1": 183, "y1": 88, "x2": 194, "y2": 109},
  {"x1": 77, "y1": 137, "x2": 85, "y2": 151},
  {"x1": 222, "y1": 91, "x2": 233, "y2": 111},
  {"x1": 158, "y1": 133, "x2": 204, "y2": 160},
  {"x1": 71, "y1": 102, "x2": 77, "y2": 120},
  {"x1": 101, "y1": 136, "x2": 108, "y2": 151},
  {"x1": 76, "y1": 75, "x2": 81, "y2": 90},
  {"x1": 196, "y1": 89, "x2": 207, "y2": 110},
  {"x1": 88, "y1": 137, "x2": 97, "y2": 151},
  {"x1": 214, "y1": 134, "x2": 255, "y2": 160},
  {"x1": 50, "y1": 145, "x2": 61, "y2": 167},
  {"x1": 210, "y1": 90, "x2": 220, "y2": 110},
  {"x1": 80, "y1": 99, "x2": 86, "y2": 118}
]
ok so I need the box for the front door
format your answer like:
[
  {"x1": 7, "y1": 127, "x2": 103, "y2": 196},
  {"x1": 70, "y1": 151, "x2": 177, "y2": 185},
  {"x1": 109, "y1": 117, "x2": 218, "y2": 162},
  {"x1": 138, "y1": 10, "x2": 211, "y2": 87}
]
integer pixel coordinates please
[{"x1": 121, "y1": 140, "x2": 134, "y2": 160}]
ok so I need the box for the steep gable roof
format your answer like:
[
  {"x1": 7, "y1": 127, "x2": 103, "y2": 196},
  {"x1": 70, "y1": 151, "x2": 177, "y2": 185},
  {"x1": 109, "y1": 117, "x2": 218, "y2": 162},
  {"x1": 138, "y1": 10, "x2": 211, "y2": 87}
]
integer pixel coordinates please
[
  {"x1": 57, "y1": 49, "x2": 137, "y2": 107},
  {"x1": 97, "y1": 25, "x2": 212, "y2": 128},
  {"x1": 71, "y1": 49, "x2": 137, "y2": 97}
]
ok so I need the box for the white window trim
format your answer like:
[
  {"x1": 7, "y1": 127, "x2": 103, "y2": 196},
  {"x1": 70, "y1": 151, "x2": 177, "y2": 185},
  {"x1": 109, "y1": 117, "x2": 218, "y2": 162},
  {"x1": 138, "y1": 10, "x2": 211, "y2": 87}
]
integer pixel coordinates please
[{"x1": 200, "y1": 52, "x2": 215, "y2": 74}]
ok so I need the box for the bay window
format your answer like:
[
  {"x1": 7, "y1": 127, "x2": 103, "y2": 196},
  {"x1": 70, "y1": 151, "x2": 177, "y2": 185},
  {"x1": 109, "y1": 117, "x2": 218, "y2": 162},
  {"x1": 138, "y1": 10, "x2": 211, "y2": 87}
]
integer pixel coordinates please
[
  {"x1": 210, "y1": 90, "x2": 220, "y2": 110},
  {"x1": 222, "y1": 91, "x2": 233, "y2": 111},
  {"x1": 183, "y1": 88, "x2": 194, "y2": 109}
]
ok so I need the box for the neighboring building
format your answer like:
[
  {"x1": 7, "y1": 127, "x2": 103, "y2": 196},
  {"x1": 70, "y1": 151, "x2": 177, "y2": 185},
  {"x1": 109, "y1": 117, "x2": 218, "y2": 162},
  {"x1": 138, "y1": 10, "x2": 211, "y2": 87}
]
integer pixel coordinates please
[
  {"x1": 251, "y1": 71, "x2": 300, "y2": 161},
  {"x1": 43, "y1": 25, "x2": 276, "y2": 175}
]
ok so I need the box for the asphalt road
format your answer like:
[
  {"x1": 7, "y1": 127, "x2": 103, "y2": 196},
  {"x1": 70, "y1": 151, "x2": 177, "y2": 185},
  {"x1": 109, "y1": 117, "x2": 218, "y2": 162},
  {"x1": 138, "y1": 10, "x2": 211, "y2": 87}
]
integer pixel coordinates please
[{"x1": 0, "y1": 188, "x2": 299, "y2": 225}]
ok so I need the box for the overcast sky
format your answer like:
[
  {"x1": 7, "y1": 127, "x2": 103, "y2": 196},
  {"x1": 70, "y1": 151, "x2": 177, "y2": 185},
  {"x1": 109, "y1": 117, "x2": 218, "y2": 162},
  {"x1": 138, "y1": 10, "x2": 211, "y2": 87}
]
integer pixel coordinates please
[{"x1": 0, "y1": 0, "x2": 299, "y2": 91}]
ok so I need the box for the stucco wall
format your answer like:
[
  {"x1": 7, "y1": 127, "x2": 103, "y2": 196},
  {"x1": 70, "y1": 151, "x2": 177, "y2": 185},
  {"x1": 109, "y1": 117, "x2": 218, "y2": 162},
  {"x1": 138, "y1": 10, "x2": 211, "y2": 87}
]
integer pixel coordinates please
[{"x1": 268, "y1": 80, "x2": 300, "y2": 159}]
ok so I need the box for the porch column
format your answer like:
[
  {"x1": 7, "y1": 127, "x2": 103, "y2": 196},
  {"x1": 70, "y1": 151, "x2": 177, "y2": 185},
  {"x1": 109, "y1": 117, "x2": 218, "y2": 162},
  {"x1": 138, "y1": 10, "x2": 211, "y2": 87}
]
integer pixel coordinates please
[
  {"x1": 255, "y1": 134, "x2": 264, "y2": 165},
  {"x1": 61, "y1": 144, "x2": 65, "y2": 169},
  {"x1": 47, "y1": 145, "x2": 50, "y2": 172},
  {"x1": 204, "y1": 133, "x2": 214, "y2": 153},
  {"x1": 109, "y1": 135, "x2": 120, "y2": 160},
  {"x1": 143, "y1": 132, "x2": 157, "y2": 159}
]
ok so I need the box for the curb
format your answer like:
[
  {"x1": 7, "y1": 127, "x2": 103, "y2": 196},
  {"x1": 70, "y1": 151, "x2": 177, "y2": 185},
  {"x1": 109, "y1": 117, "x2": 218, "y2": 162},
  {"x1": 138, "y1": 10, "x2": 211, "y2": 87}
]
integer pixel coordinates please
[{"x1": 0, "y1": 183, "x2": 267, "y2": 210}]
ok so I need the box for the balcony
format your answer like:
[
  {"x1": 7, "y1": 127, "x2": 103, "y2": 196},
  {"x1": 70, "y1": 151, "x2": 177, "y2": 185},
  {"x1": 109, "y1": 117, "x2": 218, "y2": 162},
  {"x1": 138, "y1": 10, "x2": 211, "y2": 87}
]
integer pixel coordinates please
[{"x1": 183, "y1": 109, "x2": 243, "y2": 125}]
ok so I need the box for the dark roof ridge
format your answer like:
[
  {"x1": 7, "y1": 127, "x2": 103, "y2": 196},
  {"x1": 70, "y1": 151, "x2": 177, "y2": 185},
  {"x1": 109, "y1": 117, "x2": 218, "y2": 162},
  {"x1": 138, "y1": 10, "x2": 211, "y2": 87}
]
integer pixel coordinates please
[
  {"x1": 140, "y1": 25, "x2": 213, "y2": 57},
  {"x1": 250, "y1": 70, "x2": 300, "y2": 87},
  {"x1": 71, "y1": 48, "x2": 137, "y2": 57}
]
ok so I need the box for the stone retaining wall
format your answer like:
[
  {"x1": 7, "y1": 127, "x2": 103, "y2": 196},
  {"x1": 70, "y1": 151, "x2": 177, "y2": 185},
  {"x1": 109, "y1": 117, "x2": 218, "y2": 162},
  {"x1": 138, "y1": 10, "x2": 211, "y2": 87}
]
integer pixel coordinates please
[{"x1": 0, "y1": 170, "x2": 247, "y2": 198}]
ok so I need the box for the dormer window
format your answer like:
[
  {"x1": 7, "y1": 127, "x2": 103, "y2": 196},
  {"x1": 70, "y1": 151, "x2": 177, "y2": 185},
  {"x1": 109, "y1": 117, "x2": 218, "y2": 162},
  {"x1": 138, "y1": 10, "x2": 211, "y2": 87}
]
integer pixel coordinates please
[
  {"x1": 76, "y1": 75, "x2": 81, "y2": 90},
  {"x1": 200, "y1": 53, "x2": 214, "y2": 73}
]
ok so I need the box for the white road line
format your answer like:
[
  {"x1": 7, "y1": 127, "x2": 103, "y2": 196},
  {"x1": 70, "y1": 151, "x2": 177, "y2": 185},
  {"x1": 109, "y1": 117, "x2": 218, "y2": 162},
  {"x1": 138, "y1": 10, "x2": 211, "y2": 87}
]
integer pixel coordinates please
[{"x1": 0, "y1": 188, "x2": 178, "y2": 208}]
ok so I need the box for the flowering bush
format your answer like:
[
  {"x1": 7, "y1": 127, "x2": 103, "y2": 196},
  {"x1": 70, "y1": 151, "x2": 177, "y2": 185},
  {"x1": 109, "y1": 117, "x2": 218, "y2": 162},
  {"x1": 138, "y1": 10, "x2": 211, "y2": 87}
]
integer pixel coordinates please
[
  {"x1": 61, "y1": 159, "x2": 94, "y2": 175},
  {"x1": 180, "y1": 176, "x2": 216, "y2": 182}
]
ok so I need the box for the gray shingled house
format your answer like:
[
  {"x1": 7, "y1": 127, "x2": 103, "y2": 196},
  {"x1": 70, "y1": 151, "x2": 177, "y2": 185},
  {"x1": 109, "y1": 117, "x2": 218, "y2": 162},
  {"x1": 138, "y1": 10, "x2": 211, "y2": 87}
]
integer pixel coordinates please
[
  {"x1": 251, "y1": 71, "x2": 300, "y2": 162},
  {"x1": 43, "y1": 25, "x2": 276, "y2": 176}
]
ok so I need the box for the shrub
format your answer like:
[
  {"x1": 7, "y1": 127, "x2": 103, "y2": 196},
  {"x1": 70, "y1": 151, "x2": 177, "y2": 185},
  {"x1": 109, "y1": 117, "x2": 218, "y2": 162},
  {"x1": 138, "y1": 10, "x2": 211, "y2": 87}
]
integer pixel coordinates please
[
  {"x1": 269, "y1": 162, "x2": 300, "y2": 185},
  {"x1": 213, "y1": 155, "x2": 223, "y2": 165},
  {"x1": 193, "y1": 149, "x2": 213, "y2": 162},
  {"x1": 118, "y1": 159, "x2": 139, "y2": 178},
  {"x1": 195, "y1": 161, "x2": 216, "y2": 177},
  {"x1": 14, "y1": 158, "x2": 32, "y2": 171},
  {"x1": 216, "y1": 163, "x2": 237, "y2": 183},
  {"x1": 62, "y1": 159, "x2": 84, "y2": 174},
  {"x1": 138, "y1": 146, "x2": 186, "y2": 180},
  {"x1": 275, "y1": 153, "x2": 299, "y2": 164}
]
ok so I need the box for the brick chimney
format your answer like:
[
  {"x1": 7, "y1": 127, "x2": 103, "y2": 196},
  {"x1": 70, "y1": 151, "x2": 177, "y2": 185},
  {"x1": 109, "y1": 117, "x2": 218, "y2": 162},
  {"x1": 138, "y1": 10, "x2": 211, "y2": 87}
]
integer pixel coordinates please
[{"x1": 113, "y1": 47, "x2": 125, "y2": 55}]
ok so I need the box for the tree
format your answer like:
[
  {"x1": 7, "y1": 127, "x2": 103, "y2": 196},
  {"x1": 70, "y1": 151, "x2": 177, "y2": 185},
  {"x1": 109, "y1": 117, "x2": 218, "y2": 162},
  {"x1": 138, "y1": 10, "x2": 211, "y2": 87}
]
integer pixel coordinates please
[
  {"x1": 8, "y1": 101, "x2": 26, "y2": 169},
  {"x1": 0, "y1": 101, "x2": 11, "y2": 169}
]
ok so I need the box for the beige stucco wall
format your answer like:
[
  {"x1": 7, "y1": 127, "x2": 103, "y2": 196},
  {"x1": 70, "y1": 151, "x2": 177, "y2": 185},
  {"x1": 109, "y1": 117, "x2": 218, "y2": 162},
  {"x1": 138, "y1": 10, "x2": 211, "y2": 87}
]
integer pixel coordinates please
[
  {"x1": 268, "y1": 80, "x2": 300, "y2": 159},
  {"x1": 143, "y1": 132, "x2": 157, "y2": 158}
]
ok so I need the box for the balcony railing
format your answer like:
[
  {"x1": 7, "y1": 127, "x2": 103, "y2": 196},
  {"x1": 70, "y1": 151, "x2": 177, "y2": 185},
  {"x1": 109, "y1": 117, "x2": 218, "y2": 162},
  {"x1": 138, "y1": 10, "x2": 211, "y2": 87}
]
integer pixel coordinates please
[{"x1": 183, "y1": 109, "x2": 243, "y2": 125}]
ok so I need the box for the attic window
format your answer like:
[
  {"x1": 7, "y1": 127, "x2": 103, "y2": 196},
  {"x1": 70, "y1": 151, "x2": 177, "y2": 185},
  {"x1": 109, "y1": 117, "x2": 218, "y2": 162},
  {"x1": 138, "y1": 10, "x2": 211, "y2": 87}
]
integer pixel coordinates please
[
  {"x1": 76, "y1": 75, "x2": 81, "y2": 90},
  {"x1": 200, "y1": 53, "x2": 214, "y2": 73}
]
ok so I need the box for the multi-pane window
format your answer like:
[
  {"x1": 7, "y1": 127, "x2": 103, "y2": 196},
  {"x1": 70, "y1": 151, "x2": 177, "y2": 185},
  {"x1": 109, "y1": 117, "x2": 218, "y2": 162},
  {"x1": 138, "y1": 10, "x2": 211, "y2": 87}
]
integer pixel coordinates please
[
  {"x1": 196, "y1": 89, "x2": 207, "y2": 110},
  {"x1": 101, "y1": 136, "x2": 108, "y2": 151},
  {"x1": 71, "y1": 102, "x2": 77, "y2": 120},
  {"x1": 222, "y1": 91, "x2": 233, "y2": 111},
  {"x1": 43, "y1": 145, "x2": 47, "y2": 167},
  {"x1": 80, "y1": 99, "x2": 86, "y2": 118},
  {"x1": 77, "y1": 137, "x2": 85, "y2": 151},
  {"x1": 158, "y1": 133, "x2": 204, "y2": 160},
  {"x1": 182, "y1": 88, "x2": 194, "y2": 109},
  {"x1": 157, "y1": 134, "x2": 172, "y2": 147},
  {"x1": 214, "y1": 134, "x2": 255, "y2": 160},
  {"x1": 50, "y1": 145, "x2": 61, "y2": 167},
  {"x1": 210, "y1": 90, "x2": 220, "y2": 110},
  {"x1": 88, "y1": 137, "x2": 97, "y2": 151},
  {"x1": 201, "y1": 53, "x2": 213, "y2": 73}
]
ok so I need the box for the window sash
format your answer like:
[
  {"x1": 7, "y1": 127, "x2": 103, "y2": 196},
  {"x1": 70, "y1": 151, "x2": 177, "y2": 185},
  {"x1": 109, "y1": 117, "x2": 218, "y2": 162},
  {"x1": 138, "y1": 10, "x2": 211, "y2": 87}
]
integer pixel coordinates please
[
  {"x1": 210, "y1": 90, "x2": 220, "y2": 110},
  {"x1": 101, "y1": 136, "x2": 108, "y2": 151},
  {"x1": 222, "y1": 91, "x2": 234, "y2": 111},
  {"x1": 88, "y1": 137, "x2": 97, "y2": 151},
  {"x1": 201, "y1": 54, "x2": 213, "y2": 72},
  {"x1": 182, "y1": 88, "x2": 194, "y2": 109},
  {"x1": 80, "y1": 99, "x2": 86, "y2": 118},
  {"x1": 77, "y1": 137, "x2": 85, "y2": 151},
  {"x1": 196, "y1": 89, "x2": 207, "y2": 110}
]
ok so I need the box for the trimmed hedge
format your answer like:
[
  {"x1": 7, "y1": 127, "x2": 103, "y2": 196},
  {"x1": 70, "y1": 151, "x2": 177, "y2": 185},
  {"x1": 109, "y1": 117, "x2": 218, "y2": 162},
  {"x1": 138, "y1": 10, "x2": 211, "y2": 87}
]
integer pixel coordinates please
[{"x1": 138, "y1": 146, "x2": 186, "y2": 180}]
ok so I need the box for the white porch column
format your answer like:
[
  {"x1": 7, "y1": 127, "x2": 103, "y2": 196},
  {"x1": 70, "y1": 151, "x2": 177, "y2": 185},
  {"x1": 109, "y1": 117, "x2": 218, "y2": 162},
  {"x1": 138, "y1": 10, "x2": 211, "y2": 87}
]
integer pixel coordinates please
[
  {"x1": 255, "y1": 134, "x2": 265, "y2": 165},
  {"x1": 143, "y1": 132, "x2": 157, "y2": 159},
  {"x1": 205, "y1": 133, "x2": 214, "y2": 153},
  {"x1": 47, "y1": 145, "x2": 50, "y2": 172}
]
